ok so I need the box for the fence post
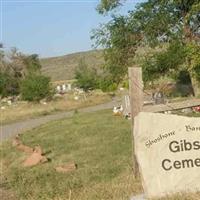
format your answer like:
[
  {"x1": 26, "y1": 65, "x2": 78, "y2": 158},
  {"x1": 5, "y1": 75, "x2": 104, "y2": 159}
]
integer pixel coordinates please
[{"x1": 128, "y1": 67, "x2": 143, "y2": 179}]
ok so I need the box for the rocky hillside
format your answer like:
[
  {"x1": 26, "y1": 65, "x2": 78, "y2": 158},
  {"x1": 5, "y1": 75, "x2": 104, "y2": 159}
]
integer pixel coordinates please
[{"x1": 40, "y1": 50, "x2": 104, "y2": 81}]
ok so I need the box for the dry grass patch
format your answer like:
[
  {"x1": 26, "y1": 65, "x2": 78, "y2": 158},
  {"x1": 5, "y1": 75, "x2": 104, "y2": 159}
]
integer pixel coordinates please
[{"x1": 1, "y1": 92, "x2": 111, "y2": 124}]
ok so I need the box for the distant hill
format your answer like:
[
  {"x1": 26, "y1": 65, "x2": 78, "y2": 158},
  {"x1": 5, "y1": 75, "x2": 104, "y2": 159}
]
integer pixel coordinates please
[{"x1": 40, "y1": 50, "x2": 104, "y2": 81}]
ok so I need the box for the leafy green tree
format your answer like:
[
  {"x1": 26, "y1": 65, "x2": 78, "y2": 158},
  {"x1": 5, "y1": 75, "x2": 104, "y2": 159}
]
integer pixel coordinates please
[
  {"x1": 75, "y1": 59, "x2": 99, "y2": 91},
  {"x1": 92, "y1": 15, "x2": 139, "y2": 85},
  {"x1": 0, "y1": 71, "x2": 19, "y2": 97},
  {"x1": 96, "y1": 0, "x2": 121, "y2": 14},
  {"x1": 19, "y1": 53, "x2": 51, "y2": 102},
  {"x1": 94, "y1": 0, "x2": 200, "y2": 95},
  {"x1": 20, "y1": 74, "x2": 51, "y2": 102},
  {"x1": 142, "y1": 41, "x2": 188, "y2": 82},
  {"x1": 23, "y1": 54, "x2": 42, "y2": 75},
  {"x1": 8, "y1": 48, "x2": 27, "y2": 79},
  {"x1": 0, "y1": 45, "x2": 20, "y2": 97},
  {"x1": 9, "y1": 48, "x2": 41, "y2": 78},
  {"x1": 99, "y1": 75, "x2": 118, "y2": 92},
  {"x1": 0, "y1": 45, "x2": 52, "y2": 100}
]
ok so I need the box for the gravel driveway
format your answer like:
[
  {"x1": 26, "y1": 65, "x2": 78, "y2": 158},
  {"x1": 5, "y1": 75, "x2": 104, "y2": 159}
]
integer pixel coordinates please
[{"x1": 0, "y1": 99, "x2": 120, "y2": 142}]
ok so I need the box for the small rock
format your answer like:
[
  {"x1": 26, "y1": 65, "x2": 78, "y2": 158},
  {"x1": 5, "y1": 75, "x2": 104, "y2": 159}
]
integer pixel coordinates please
[
  {"x1": 181, "y1": 108, "x2": 193, "y2": 114},
  {"x1": 164, "y1": 110, "x2": 172, "y2": 114},
  {"x1": 7, "y1": 100, "x2": 12, "y2": 106},
  {"x1": 13, "y1": 136, "x2": 34, "y2": 154},
  {"x1": 1, "y1": 98, "x2": 7, "y2": 103},
  {"x1": 55, "y1": 162, "x2": 77, "y2": 173},
  {"x1": 74, "y1": 96, "x2": 79, "y2": 100},
  {"x1": 12, "y1": 135, "x2": 21, "y2": 147},
  {"x1": 40, "y1": 101, "x2": 47, "y2": 105},
  {"x1": 17, "y1": 144, "x2": 34, "y2": 154},
  {"x1": 23, "y1": 146, "x2": 47, "y2": 167}
]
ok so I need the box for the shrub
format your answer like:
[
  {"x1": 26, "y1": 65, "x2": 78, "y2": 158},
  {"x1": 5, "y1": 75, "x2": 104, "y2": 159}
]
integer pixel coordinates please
[
  {"x1": 99, "y1": 77, "x2": 118, "y2": 92},
  {"x1": 0, "y1": 71, "x2": 20, "y2": 97},
  {"x1": 20, "y1": 74, "x2": 51, "y2": 101},
  {"x1": 75, "y1": 59, "x2": 99, "y2": 91},
  {"x1": 122, "y1": 79, "x2": 129, "y2": 89}
]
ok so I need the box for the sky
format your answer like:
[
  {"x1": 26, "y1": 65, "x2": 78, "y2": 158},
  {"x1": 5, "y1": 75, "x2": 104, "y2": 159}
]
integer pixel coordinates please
[{"x1": 1, "y1": 0, "x2": 145, "y2": 58}]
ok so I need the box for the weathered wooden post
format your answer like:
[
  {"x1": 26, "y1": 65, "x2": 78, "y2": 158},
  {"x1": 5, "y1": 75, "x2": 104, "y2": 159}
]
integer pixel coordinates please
[{"x1": 128, "y1": 67, "x2": 143, "y2": 179}]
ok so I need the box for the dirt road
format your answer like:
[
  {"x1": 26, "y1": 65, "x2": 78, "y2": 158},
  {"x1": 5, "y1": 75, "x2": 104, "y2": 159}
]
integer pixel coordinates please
[
  {"x1": 1, "y1": 99, "x2": 120, "y2": 142},
  {"x1": 2, "y1": 98, "x2": 200, "y2": 142}
]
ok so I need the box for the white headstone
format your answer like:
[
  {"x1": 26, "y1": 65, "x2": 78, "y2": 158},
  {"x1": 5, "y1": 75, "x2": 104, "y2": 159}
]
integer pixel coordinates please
[
  {"x1": 56, "y1": 85, "x2": 61, "y2": 93},
  {"x1": 62, "y1": 84, "x2": 66, "y2": 91},
  {"x1": 7, "y1": 100, "x2": 12, "y2": 106},
  {"x1": 67, "y1": 84, "x2": 72, "y2": 91},
  {"x1": 134, "y1": 112, "x2": 200, "y2": 199}
]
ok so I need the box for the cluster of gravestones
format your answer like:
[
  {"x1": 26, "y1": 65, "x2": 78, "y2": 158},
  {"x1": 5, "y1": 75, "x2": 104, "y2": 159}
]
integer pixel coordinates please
[
  {"x1": 55, "y1": 84, "x2": 88, "y2": 101},
  {"x1": 0, "y1": 96, "x2": 20, "y2": 109},
  {"x1": 56, "y1": 83, "x2": 72, "y2": 94}
]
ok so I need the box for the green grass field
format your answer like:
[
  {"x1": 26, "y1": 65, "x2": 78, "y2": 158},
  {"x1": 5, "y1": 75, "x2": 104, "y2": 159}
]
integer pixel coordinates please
[
  {"x1": 1, "y1": 110, "x2": 200, "y2": 200},
  {"x1": 1, "y1": 110, "x2": 140, "y2": 200}
]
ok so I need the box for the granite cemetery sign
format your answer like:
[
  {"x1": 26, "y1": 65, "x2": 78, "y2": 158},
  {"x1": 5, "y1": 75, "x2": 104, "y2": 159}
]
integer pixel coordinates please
[{"x1": 134, "y1": 112, "x2": 200, "y2": 198}]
